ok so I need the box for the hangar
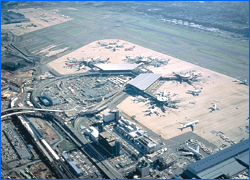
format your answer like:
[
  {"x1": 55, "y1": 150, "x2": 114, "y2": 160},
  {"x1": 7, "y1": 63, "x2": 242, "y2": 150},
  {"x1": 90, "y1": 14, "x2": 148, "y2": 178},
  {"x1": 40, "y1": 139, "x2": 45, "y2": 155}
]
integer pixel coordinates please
[
  {"x1": 127, "y1": 73, "x2": 162, "y2": 91},
  {"x1": 185, "y1": 139, "x2": 249, "y2": 179}
]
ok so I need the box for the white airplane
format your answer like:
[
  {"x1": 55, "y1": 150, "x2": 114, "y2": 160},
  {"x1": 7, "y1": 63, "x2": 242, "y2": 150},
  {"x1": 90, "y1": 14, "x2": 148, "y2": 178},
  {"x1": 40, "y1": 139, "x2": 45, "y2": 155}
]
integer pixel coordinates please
[
  {"x1": 173, "y1": 72, "x2": 191, "y2": 79},
  {"x1": 126, "y1": 55, "x2": 137, "y2": 61},
  {"x1": 162, "y1": 89, "x2": 169, "y2": 97},
  {"x1": 116, "y1": 43, "x2": 124, "y2": 48},
  {"x1": 187, "y1": 90, "x2": 201, "y2": 96},
  {"x1": 150, "y1": 55, "x2": 158, "y2": 61},
  {"x1": 192, "y1": 71, "x2": 202, "y2": 77},
  {"x1": 180, "y1": 120, "x2": 199, "y2": 131},
  {"x1": 67, "y1": 57, "x2": 78, "y2": 63},
  {"x1": 92, "y1": 56, "x2": 100, "y2": 61},
  {"x1": 78, "y1": 64, "x2": 85, "y2": 71},
  {"x1": 112, "y1": 47, "x2": 119, "y2": 52},
  {"x1": 236, "y1": 77, "x2": 249, "y2": 85},
  {"x1": 97, "y1": 58, "x2": 110, "y2": 63},
  {"x1": 98, "y1": 42, "x2": 108, "y2": 46},
  {"x1": 83, "y1": 58, "x2": 93, "y2": 63},
  {"x1": 156, "y1": 94, "x2": 168, "y2": 102},
  {"x1": 145, "y1": 107, "x2": 160, "y2": 116},
  {"x1": 209, "y1": 103, "x2": 220, "y2": 111},
  {"x1": 109, "y1": 41, "x2": 117, "y2": 45},
  {"x1": 135, "y1": 96, "x2": 148, "y2": 102},
  {"x1": 182, "y1": 142, "x2": 202, "y2": 157},
  {"x1": 157, "y1": 58, "x2": 170, "y2": 64},
  {"x1": 137, "y1": 54, "x2": 144, "y2": 59}
]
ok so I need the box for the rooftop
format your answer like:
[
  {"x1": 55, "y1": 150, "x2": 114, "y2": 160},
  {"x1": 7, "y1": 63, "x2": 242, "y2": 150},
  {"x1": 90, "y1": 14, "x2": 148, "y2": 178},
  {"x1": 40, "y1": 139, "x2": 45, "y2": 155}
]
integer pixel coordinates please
[
  {"x1": 95, "y1": 63, "x2": 140, "y2": 71},
  {"x1": 128, "y1": 73, "x2": 162, "y2": 91}
]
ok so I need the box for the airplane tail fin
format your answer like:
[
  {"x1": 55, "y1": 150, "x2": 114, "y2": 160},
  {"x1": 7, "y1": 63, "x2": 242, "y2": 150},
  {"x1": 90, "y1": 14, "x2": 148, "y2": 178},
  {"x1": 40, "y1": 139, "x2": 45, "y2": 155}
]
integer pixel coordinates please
[{"x1": 196, "y1": 145, "x2": 199, "y2": 153}]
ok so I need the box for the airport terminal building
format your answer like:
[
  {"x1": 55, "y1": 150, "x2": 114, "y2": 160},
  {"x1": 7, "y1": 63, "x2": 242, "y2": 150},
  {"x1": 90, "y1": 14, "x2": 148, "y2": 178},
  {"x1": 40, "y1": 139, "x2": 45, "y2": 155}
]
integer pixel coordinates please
[
  {"x1": 184, "y1": 139, "x2": 249, "y2": 179},
  {"x1": 127, "y1": 73, "x2": 162, "y2": 92}
]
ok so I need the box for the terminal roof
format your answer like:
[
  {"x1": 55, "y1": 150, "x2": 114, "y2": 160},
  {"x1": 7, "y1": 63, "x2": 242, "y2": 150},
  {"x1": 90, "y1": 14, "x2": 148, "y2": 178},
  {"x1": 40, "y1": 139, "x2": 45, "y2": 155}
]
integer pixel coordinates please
[
  {"x1": 128, "y1": 73, "x2": 162, "y2": 91},
  {"x1": 95, "y1": 64, "x2": 140, "y2": 71}
]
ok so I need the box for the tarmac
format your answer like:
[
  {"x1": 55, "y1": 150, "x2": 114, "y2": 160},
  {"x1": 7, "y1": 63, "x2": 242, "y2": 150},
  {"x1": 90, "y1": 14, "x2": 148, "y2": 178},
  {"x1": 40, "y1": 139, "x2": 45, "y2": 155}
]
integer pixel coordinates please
[{"x1": 47, "y1": 39, "x2": 249, "y2": 148}]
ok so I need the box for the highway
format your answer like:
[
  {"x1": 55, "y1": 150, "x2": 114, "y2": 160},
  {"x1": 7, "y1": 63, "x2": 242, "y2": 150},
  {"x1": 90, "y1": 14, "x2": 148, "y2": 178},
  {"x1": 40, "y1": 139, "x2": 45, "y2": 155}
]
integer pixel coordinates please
[{"x1": 1, "y1": 107, "x2": 75, "y2": 114}]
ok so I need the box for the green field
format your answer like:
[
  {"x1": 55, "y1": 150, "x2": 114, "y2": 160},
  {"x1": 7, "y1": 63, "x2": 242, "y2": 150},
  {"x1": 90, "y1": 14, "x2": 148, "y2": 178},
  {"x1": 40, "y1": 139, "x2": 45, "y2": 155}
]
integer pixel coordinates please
[
  {"x1": 197, "y1": 49, "x2": 245, "y2": 64},
  {"x1": 77, "y1": 117, "x2": 88, "y2": 131},
  {"x1": 65, "y1": 27, "x2": 87, "y2": 36},
  {"x1": 53, "y1": 22, "x2": 73, "y2": 30},
  {"x1": 58, "y1": 139, "x2": 76, "y2": 151},
  {"x1": 71, "y1": 19, "x2": 86, "y2": 24}
]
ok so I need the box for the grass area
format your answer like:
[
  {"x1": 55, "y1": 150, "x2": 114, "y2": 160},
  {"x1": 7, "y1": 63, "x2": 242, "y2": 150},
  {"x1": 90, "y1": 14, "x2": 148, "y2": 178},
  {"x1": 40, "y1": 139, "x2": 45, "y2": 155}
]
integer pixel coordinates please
[
  {"x1": 27, "y1": 42, "x2": 53, "y2": 52},
  {"x1": 65, "y1": 27, "x2": 87, "y2": 36},
  {"x1": 135, "y1": 20, "x2": 249, "y2": 53},
  {"x1": 120, "y1": 26, "x2": 178, "y2": 45},
  {"x1": 112, "y1": 28, "x2": 171, "y2": 49},
  {"x1": 197, "y1": 48, "x2": 244, "y2": 64},
  {"x1": 183, "y1": 51, "x2": 203, "y2": 59},
  {"x1": 171, "y1": 54, "x2": 190, "y2": 62},
  {"x1": 71, "y1": 19, "x2": 85, "y2": 24},
  {"x1": 53, "y1": 22, "x2": 73, "y2": 30},
  {"x1": 206, "y1": 66, "x2": 229, "y2": 75},
  {"x1": 58, "y1": 139, "x2": 76, "y2": 151},
  {"x1": 181, "y1": 40, "x2": 200, "y2": 46},
  {"x1": 77, "y1": 117, "x2": 88, "y2": 131},
  {"x1": 99, "y1": 18, "x2": 112, "y2": 24},
  {"x1": 88, "y1": 23, "x2": 99, "y2": 29}
]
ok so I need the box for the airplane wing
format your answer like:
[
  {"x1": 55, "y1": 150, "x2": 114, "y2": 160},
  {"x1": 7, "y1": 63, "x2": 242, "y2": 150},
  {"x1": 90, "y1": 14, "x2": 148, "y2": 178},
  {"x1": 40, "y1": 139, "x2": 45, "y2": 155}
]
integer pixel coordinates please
[
  {"x1": 182, "y1": 152, "x2": 194, "y2": 155},
  {"x1": 155, "y1": 110, "x2": 160, "y2": 115}
]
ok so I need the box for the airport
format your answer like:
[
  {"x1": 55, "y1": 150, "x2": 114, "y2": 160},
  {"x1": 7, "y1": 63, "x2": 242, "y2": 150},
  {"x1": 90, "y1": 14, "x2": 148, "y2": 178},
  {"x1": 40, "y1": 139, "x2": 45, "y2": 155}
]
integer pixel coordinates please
[{"x1": 1, "y1": 2, "x2": 249, "y2": 179}]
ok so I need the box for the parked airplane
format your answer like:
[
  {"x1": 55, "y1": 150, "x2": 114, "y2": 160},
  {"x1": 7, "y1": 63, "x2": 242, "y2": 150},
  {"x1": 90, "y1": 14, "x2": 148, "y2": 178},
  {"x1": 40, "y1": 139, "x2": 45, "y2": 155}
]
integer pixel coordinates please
[
  {"x1": 67, "y1": 57, "x2": 78, "y2": 63},
  {"x1": 78, "y1": 64, "x2": 85, "y2": 70},
  {"x1": 187, "y1": 90, "x2": 201, "y2": 96},
  {"x1": 180, "y1": 120, "x2": 199, "y2": 131},
  {"x1": 150, "y1": 55, "x2": 158, "y2": 61},
  {"x1": 93, "y1": 56, "x2": 100, "y2": 61},
  {"x1": 137, "y1": 54, "x2": 144, "y2": 59},
  {"x1": 83, "y1": 58, "x2": 93, "y2": 63},
  {"x1": 135, "y1": 96, "x2": 148, "y2": 102},
  {"x1": 182, "y1": 142, "x2": 202, "y2": 157},
  {"x1": 192, "y1": 71, "x2": 202, "y2": 77},
  {"x1": 98, "y1": 42, "x2": 108, "y2": 46},
  {"x1": 156, "y1": 94, "x2": 169, "y2": 102},
  {"x1": 112, "y1": 47, "x2": 119, "y2": 52},
  {"x1": 209, "y1": 103, "x2": 220, "y2": 112},
  {"x1": 65, "y1": 62, "x2": 79, "y2": 66},
  {"x1": 157, "y1": 58, "x2": 170, "y2": 64},
  {"x1": 173, "y1": 72, "x2": 191, "y2": 79},
  {"x1": 126, "y1": 55, "x2": 137, "y2": 61},
  {"x1": 236, "y1": 77, "x2": 249, "y2": 85},
  {"x1": 116, "y1": 43, "x2": 124, "y2": 48},
  {"x1": 105, "y1": 46, "x2": 113, "y2": 49},
  {"x1": 109, "y1": 41, "x2": 117, "y2": 45},
  {"x1": 145, "y1": 107, "x2": 160, "y2": 116},
  {"x1": 97, "y1": 58, "x2": 110, "y2": 63},
  {"x1": 125, "y1": 46, "x2": 135, "y2": 51}
]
